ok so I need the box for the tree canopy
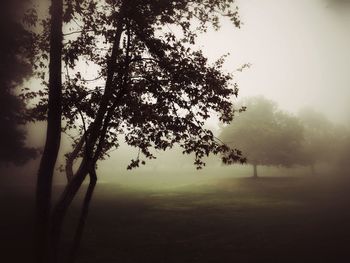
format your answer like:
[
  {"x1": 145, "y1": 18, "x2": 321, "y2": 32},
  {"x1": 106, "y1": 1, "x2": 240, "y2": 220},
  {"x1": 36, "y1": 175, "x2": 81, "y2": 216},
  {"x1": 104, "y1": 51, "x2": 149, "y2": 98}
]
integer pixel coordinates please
[
  {"x1": 0, "y1": 0, "x2": 37, "y2": 165},
  {"x1": 21, "y1": 1, "x2": 246, "y2": 261},
  {"x1": 297, "y1": 108, "x2": 334, "y2": 165},
  {"x1": 220, "y1": 96, "x2": 305, "y2": 177},
  {"x1": 26, "y1": 0, "x2": 244, "y2": 171}
]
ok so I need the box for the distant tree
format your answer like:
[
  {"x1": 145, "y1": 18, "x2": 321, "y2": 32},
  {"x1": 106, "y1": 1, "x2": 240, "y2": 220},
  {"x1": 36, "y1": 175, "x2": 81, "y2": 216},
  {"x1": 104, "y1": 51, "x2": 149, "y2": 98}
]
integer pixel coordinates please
[
  {"x1": 336, "y1": 132, "x2": 350, "y2": 172},
  {"x1": 220, "y1": 97, "x2": 305, "y2": 178},
  {"x1": 297, "y1": 108, "x2": 336, "y2": 174},
  {"x1": 0, "y1": 0, "x2": 37, "y2": 166},
  {"x1": 26, "y1": 1, "x2": 245, "y2": 262}
]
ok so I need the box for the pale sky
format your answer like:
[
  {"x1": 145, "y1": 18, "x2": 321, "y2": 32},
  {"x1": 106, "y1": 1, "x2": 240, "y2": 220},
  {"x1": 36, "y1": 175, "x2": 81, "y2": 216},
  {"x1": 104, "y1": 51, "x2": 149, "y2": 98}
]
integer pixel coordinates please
[
  {"x1": 197, "y1": 0, "x2": 350, "y2": 124},
  {"x1": 57, "y1": 0, "x2": 350, "y2": 127},
  {"x1": 22, "y1": 0, "x2": 350, "y2": 182}
]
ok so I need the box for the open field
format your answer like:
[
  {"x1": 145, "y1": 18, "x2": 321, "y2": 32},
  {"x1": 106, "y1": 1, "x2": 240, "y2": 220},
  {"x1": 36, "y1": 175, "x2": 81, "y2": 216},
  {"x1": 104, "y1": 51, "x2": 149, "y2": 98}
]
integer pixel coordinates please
[{"x1": 1, "y1": 173, "x2": 350, "y2": 262}]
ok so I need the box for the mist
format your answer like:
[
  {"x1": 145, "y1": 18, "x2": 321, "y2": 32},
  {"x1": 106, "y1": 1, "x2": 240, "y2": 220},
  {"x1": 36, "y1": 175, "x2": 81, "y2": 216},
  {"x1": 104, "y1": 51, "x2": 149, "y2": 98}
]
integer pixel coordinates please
[
  {"x1": 11, "y1": 0, "x2": 350, "y2": 183},
  {"x1": 197, "y1": 0, "x2": 350, "y2": 123},
  {"x1": 96, "y1": 0, "x2": 350, "y2": 187},
  {"x1": 1, "y1": 0, "x2": 350, "y2": 262}
]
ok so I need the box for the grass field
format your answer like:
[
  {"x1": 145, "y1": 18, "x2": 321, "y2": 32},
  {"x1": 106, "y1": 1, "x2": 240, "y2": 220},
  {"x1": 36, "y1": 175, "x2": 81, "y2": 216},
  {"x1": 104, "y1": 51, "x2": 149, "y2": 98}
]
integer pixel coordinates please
[{"x1": 2, "y1": 172, "x2": 350, "y2": 262}]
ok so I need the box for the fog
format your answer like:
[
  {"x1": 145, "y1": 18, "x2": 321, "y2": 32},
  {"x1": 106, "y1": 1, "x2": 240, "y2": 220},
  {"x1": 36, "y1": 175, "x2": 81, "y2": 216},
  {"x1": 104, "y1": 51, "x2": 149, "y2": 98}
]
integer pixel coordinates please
[
  {"x1": 67, "y1": 0, "x2": 350, "y2": 185},
  {"x1": 2, "y1": 0, "x2": 350, "y2": 188},
  {"x1": 198, "y1": 0, "x2": 350, "y2": 124},
  {"x1": 2, "y1": 1, "x2": 350, "y2": 262}
]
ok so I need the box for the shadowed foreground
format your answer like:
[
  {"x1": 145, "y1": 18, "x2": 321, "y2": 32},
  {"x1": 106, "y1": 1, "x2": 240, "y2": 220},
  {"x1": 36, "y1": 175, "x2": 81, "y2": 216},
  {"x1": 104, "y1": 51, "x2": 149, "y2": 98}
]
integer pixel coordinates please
[{"x1": 2, "y1": 174, "x2": 350, "y2": 263}]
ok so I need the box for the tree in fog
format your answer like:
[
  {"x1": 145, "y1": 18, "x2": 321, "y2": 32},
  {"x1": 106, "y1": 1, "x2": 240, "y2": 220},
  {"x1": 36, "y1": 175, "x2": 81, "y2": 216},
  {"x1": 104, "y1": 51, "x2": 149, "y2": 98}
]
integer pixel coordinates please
[
  {"x1": 220, "y1": 97, "x2": 305, "y2": 178},
  {"x1": 9, "y1": 0, "x2": 66, "y2": 261},
  {"x1": 25, "y1": 1, "x2": 245, "y2": 262},
  {"x1": 297, "y1": 108, "x2": 336, "y2": 174},
  {"x1": 336, "y1": 131, "x2": 350, "y2": 171},
  {"x1": 25, "y1": 0, "x2": 65, "y2": 262},
  {"x1": 0, "y1": 1, "x2": 37, "y2": 166}
]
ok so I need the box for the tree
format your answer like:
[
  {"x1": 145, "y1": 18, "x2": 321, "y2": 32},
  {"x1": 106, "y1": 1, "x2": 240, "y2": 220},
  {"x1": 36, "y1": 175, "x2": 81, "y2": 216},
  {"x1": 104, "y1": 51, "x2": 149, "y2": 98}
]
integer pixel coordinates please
[
  {"x1": 336, "y1": 131, "x2": 350, "y2": 172},
  {"x1": 0, "y1": 0, "x2": 37, "y2": 166},
  {"x1": 26, "y1": 1, "x2": 245, "y2": 262},
  {"x1": 297, "y1": 107, "x2": 337, "y2": 174},
  {"x1": 220, "y1": 96, "x2": 305, "y2": 178},
  {"x1": 34, "y1": 0, "x2": 63, "y2": 262}
]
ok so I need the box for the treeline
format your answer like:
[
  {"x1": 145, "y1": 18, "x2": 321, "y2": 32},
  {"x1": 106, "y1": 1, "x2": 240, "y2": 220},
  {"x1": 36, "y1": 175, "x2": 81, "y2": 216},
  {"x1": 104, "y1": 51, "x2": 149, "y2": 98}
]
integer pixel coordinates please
[{"x1": 220, "y1": 96, "x2": 350, "y2": 177}]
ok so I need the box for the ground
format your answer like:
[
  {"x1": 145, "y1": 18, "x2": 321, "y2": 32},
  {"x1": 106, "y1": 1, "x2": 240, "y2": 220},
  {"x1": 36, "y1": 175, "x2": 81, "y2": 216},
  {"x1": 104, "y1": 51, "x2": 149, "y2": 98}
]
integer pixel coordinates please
[{"x1": 1, "y1": 172, "x2": 350, "y2": 262}]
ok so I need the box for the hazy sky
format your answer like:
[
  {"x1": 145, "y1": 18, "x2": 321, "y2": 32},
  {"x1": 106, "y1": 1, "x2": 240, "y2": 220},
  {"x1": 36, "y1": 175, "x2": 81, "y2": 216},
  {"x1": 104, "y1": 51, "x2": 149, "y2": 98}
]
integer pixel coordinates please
[
  {"x1": 19, "y1": 0, "x2": 350, "y2": 183},
  {"x1": 56, "y1": 0, "x2": 350, "y2": 128},
  {"x1": 197, "y1": 0, "x2": 350, "y2": 124}
]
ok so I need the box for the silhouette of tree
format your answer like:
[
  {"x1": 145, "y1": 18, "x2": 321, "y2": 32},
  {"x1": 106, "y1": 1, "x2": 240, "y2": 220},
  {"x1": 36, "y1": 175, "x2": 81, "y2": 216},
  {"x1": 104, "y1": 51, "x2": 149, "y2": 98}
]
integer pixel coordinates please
[
  {"x1": 17, "y1": 0, "x2": 65, "y2": 261},
  {"x1": 25, "y1": 1, "x2": 244, "y2": 262},
  {"x1": 220, "y1": 96, "x2": 305, "y2": 178},
  {"x1": 0, "y1": 0, "x2": 37, "y2": 166}
]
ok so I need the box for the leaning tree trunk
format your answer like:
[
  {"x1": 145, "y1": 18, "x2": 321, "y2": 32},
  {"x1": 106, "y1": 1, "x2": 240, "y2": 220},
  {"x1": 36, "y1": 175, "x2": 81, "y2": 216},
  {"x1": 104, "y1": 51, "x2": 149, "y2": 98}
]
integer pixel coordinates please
[
  {"x1": 50, "y1": 158, "x2": 90, "y2": 263},
  {"x1": 253, "y1": 164, "x2": 258, "y2": 178},
  {"x1": 68, "y1": 169, "x2": 97, "y2": 263},
  {"x1": 35, "y1": 0, "x2": 63, "y2": 262},
  {"x1": 50, "y1": 10, "x2": 126, "y2": 261}
]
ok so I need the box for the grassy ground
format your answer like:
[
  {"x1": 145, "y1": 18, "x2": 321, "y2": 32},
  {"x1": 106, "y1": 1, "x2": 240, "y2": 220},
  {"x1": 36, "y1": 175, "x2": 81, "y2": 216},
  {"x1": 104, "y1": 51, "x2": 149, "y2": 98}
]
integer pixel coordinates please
[{"x1": 2, "y1": 173, "x2": 350, "y2": 262}]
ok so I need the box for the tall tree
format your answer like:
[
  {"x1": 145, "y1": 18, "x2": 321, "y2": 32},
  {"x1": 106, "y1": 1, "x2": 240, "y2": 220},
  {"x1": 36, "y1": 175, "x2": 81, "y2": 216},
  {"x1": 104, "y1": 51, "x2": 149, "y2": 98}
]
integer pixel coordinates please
[
  {"x1": 35, "y1": 0, "x2": 63, "y2": 262},
  {"x1": 220, "y1": 96, "x2": 305, "y2": 178},
  {"x1": 28, "y1": 0, "x2": 244, "y2": 261},
  {"x1": 0, "y1": 0, "x2": 37, "y2": 166},
  {"x1": 297, "y1": 107, "x2": 337, "y2": 174}
]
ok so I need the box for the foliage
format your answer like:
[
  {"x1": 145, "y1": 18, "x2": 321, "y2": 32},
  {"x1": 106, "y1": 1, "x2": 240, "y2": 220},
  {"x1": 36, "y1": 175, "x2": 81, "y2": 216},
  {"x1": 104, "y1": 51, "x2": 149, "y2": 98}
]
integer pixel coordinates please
[
  {"x1": 26, "y1": 0, "x2": 245, "y2": 170},
  {"x1": 336, "y1": 132, "x2": 350, "y2": 169},
  {"x1": 297, "y1": 107, "x2": 336, "y2": 166},
  {"x1": 220, "y1": 96, "x2": 305, "y2": 168},
  {"x1": 0, "y1": 0, "x2": 38, "y2": 165}
]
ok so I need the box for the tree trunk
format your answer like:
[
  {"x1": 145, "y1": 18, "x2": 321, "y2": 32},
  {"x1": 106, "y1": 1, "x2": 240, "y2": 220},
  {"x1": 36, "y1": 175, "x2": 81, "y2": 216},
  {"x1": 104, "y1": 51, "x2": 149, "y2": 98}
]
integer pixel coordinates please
[
  {"x1": 66, "y1": 129, "x2": 90, "y2": 182},
  {"x1": 35, "y1": 0, "x2": 63, "y2": 262},
  {"x1": 50, "y1": 7, "x2": 126, "y2": 262},
  {"x1": 68, "y1": 169, "x2": 97, "y2": 263},
  {"x1": 253, "y1": 164, "x2": 258, "y2": 178},
  {"x1": 50, "y1": 159, "x2": 90, "y2": 263}
]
